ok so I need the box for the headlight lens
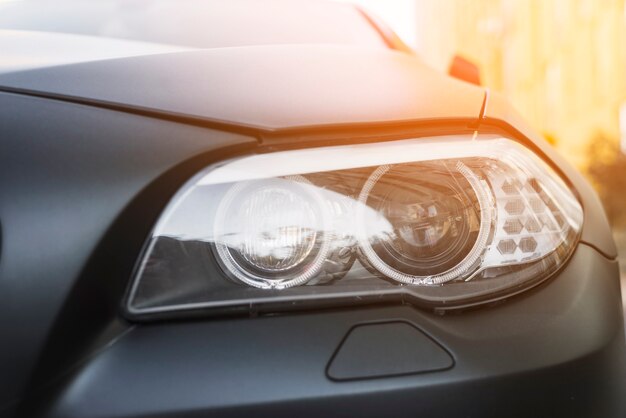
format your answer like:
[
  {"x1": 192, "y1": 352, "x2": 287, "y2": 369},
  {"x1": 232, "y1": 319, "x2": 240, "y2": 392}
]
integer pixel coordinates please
[
  {"x1": 127, "y1": 135, "x2": 583, "y2": 316},
  {"x1": 357, "y1": 161, "x2": 491, "y2": 285},
  {"x1": 213, "y1": 175, "x2": 331, "y2": 289}
]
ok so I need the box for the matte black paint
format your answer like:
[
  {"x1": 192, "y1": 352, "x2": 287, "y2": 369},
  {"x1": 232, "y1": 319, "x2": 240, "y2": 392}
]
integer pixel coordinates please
[
  {"x1": 0, "y1": 46, "x2": 486, "y2": 131},
  {"x1": 0, "y1": 96, "x2": 620, "y2": 418},
  {"x1": 0, "y1": 92, "x2": 256, "y2": 411},
  {"x1": 0, "y1": 41, "x2": 622, "y2": 418},
  {"x1": 21, "y1": 245, "x2": 626, "y2": 418}
]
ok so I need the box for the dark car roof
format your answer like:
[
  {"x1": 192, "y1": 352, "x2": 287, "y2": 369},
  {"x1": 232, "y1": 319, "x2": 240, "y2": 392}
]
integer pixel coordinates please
[{"x1": 0, "y1": 45, "x2": 486, "y2": 132}]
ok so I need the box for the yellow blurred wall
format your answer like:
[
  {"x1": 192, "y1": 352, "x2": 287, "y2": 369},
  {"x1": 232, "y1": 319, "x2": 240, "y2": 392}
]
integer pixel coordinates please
[{"x1": 413, "y1": 0, "x2": 626, "y2": 167}]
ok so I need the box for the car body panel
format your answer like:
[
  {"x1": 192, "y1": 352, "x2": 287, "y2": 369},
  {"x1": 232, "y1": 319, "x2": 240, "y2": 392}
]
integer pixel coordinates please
[
  {"x1": 0, "y1": 46, "x2": 486, "y2": 131},
  {"x1": 1, "y1": 90, "x2": 623, "y2": 417},
  {"x1": 26, "y1": 244, "x2": 626, "y2": 418},
  {"x1": 0, "y1": 92, "x2": 256, "y2": 410},
  {"x1": 0, "y1": 2, "x2": 622, "y2": 416}
]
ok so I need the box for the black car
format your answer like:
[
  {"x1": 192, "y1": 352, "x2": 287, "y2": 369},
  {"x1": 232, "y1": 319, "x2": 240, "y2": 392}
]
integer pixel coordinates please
[{"x1": 0, "y1": 1, "x2": 623, "y2": 417}]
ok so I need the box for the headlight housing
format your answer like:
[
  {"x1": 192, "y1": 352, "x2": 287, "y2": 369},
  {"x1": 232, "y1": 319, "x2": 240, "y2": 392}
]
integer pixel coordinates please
[{"x1": 126, "y1": 135, "x2": 583, "y2": 317}]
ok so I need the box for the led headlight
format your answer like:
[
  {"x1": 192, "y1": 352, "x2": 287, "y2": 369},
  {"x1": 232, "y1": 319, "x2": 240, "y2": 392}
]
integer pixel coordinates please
[
  {"x1": 213, "y1": 176, "x2": 331, "y2": 289},
  {"x1": 127, "y1": 135, "x2": 583, "y2": 316},
  {"x1": 357, "y1": 161, "x2": 492, "y2": 285}
]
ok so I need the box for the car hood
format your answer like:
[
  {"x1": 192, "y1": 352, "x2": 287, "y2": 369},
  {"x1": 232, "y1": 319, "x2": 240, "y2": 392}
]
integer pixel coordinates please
[
  {"x1": 0, "y1": 30, "x2": 190, "y2": 74},
  {"x1": 0, "y1": 39, "x2": 486, "y2": 131}
]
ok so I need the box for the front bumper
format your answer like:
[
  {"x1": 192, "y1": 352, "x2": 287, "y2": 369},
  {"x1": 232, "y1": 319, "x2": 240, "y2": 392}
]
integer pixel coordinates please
[{"x1": 31, "y1": 243, "x2": 625, "y2": 418}]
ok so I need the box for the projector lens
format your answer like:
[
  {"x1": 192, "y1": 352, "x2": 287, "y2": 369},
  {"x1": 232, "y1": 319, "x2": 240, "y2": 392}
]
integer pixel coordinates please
[
  {"x1": 357, "y1": 161, "x2": 492, "y2": 285},
  {"x1": 214, "y1": 176, "x2": 330, "y2": 289}
]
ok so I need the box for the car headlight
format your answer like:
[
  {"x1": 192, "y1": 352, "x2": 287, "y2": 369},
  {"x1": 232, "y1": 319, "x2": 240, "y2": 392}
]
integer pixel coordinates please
[{"x1": 126, "y1": 135, "x2": 583, "y2": 317}]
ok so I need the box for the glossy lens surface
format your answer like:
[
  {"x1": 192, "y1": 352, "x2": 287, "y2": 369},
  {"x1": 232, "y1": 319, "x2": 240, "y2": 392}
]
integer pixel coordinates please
[
  {"x1": 364, "y1": 162, "x2": 481, "y2": 278},
  {"x1": 128, "y1": 136, "x2": 583, "y2": 317},
  {"x1": 214, "y1": 177, "x2": 329, "y2": 288}
]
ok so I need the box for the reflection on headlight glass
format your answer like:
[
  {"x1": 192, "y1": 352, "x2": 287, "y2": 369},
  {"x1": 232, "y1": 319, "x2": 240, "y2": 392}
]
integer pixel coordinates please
[{"x1": 127, "y1": 136, "x2": 583, "y2": 316}]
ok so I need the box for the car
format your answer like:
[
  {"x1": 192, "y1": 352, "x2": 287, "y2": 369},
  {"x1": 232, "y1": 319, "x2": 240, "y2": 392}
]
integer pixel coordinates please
[{"x1": 0, "y1": 0, "x2": 623, "y2": 417}]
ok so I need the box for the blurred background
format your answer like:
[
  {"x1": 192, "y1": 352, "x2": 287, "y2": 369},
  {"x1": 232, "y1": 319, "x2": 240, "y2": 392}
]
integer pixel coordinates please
[{"x1": 343, "y1": 0, "x2": 626, "y2": 278}]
